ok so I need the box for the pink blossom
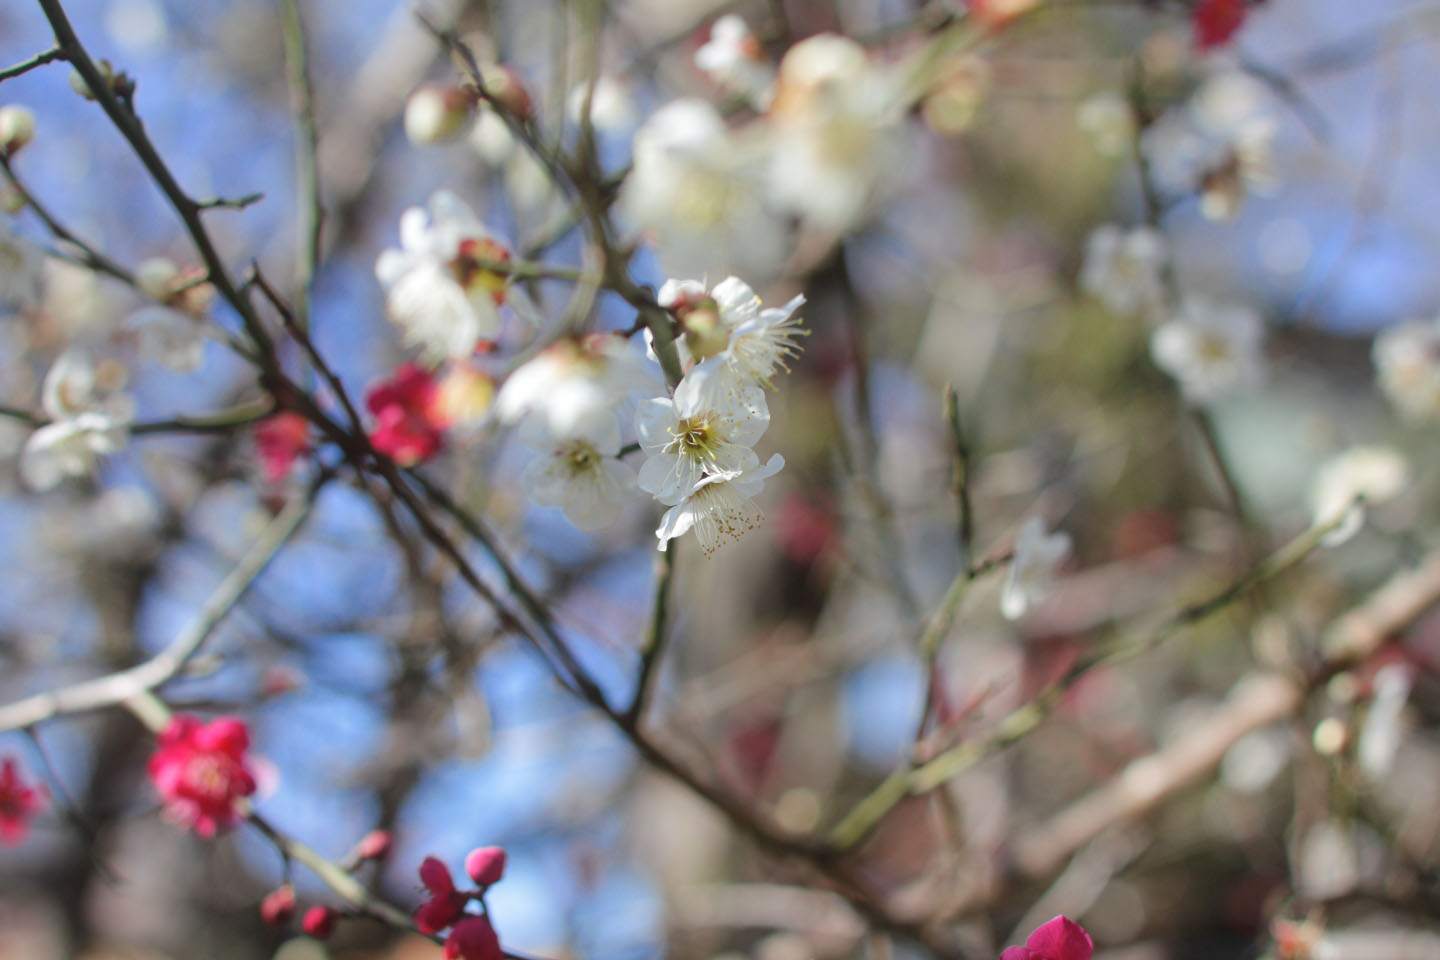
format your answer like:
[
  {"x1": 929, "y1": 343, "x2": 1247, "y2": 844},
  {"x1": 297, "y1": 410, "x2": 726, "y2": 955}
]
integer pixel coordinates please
[
  {"x1": 146, "y1": 714, "x2": 257, "y2": 837},
  {"x1": 444, "y1": 915, "x2": 503, "y2": 960},
  {"x1": 367, "y1": 364, "x2": 449, "y2": 466},
  {"x1": 0, "y1": 757, "x2": 45, "y2": 845},
  {"x1": 259, "y1": 885, "x2": 296, "y2": 927},
  {"x1": 1193, "y1": 0, "x2": 1247, "y2": 50},
  {"x1": 1001, "y1": 916, "x2": 1093, "y2": 960},
  {"x1": 253, "y1": 412, "x2": 311, "y2": 483},
  {"x1": 302, "y1": 905, "x2": 338, "y2": 939},
  {"x1": 414, "y1": 856, "x2": 468, "y2": 935}
]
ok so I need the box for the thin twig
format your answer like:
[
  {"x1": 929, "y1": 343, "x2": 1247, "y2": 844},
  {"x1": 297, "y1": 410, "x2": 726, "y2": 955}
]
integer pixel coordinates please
[{"x1": 0, "y1": 47, "x2": 65, "y2": 83}]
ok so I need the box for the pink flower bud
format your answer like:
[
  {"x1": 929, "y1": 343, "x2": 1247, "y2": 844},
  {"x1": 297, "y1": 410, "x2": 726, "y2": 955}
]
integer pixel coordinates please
[
  {"x1": 478, "y1": 64, "x2": 532, "y2": 120},
  {"x1": 0, "y1": 106, "x2": 35, "y2": 156},
  {"x1": 301, "y1": 905, "x2": 339, "y2": 940},
  {"x1": 404, "y1": 84, "x2": 475, "y2": 146},
  {"x1": 464, "y1": 846, "x2": 507, "y2": 887},
  {"x1": 259, "y1": 885, "x2": 296, "y2": 927},
  {"x1": 354, "y1": 829, "x2": 393, "y2": 861}
]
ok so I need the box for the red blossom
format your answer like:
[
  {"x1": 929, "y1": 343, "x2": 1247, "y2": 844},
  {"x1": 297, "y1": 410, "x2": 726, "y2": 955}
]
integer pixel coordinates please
[
  {"x1": 253, "y1": 412, "x2": 311, "y2": 483},
  {"x1": 146, "y1": 714, "x2": 257, "y2": 837},
  {"x1": 464, "y1": 846, "x2": 507, "y2": 887},
  {"x1": 366, "y1": 364, "x2": 449, "y2": 466},
  {"x1": 1193, "y1": 0, "x2": 1247, "y2": 50},
  {"x1": 414, "y1": 856, "x2": 469, "y2": 935},
  {"x1": 444, "y1": 915, "x2": 503, "y2": 960},
  {"x1": 302, "y1": 905, "x2": 339, "y2": 939},
  {"x1": 0, "y1": 757, "x2": 45, "y2": 845},
  {"x1": 1001, "y1": 916, "x2": 1094, "y2": 960}
]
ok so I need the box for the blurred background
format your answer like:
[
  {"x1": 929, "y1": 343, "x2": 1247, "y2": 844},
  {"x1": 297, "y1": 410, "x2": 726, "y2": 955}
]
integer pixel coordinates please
[{"x1": 0, "y1": 1, "x2": 1439, "y2": 959}]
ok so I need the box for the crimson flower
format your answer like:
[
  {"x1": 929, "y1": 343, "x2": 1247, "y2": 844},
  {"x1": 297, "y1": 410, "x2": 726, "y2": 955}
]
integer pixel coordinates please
[
  {"x1": 0, "y1": 757, "x2": 45, "y2": 845},
  {"x1": 366, "y1": 364, "x2": 449, "y2": 466},
  {"x1": 444, "y1": 915, "x2": 503, "y2": 960},
  {"x1": 1001, "y1": 916, "x2": 1094, "y2": 960},
  {"x1": 1193, "y1": 0, "x2": 1247, "y2": 50},
  {"x1": 253, "y1": 412, "x2": 311, "y2": 483},
  {"x1": 302, "y1": 905, "x2": 338, "y2": 939},
  {"x1": 414, "y1": 856, "x2": 469, "y2": 935},
  {"x1": 146, "y1": 714, "x2": 257, "y2": 837}
]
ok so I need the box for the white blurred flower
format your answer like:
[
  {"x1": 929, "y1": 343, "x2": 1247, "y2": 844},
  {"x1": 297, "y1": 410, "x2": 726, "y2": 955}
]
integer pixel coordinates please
[
  {"x1": 1150, "y1": 298, "x2": 1265, "y2": 404},
  {"x1": 126, "y1": 306, "x2": 205, "y2": 372},
  {"x1": 468, "y1": 105, "x2": 516, "y2": 165},
  {"x1": 518, "y1": 414, "x2": 635, "y2": 532},
  {"x1": 655, "y1": 452, "x2": 785, "y2": 555},
  {"x1": 566, "y1": 76, "x2": 637, "y2": 133},
  {"x1": 635, "y1": 365, "x2": 770, "y2": 503},
  {"x1": 1372, "y1": 319, "x2": 1440, "y2": 422},
  {"x1": 0, "y1": 105, "x2": 35, "y2": 155},
  {"x1": 20, "y1": 350, "x2": 131, "y2": 491},
  {"x1": 1141, "y1": 72, "x2": 1277, "y2": 220},
  {"x1": 695, "y1": 14, "x2": 773, "y2": 108},
  {"x1": 375, "y1": 191, "x2": 514, "y2": 364},
  {"x1": 1309, "y1": 445, "x2": 1410, "y2": 546},
  {"x1": 1001, "y1": 515, "x2": 1071, "y2": 620},
  {"x1": 618, "y1": 98, "x2": 784, "y2": 277},
  {"x1": 496, "y1": 334, "x2": 659, "y2": 441},
  {"x1": 1076, "y1": 91, "x2": 1134, "y2": 158},
  {"x1": 1359, "y1": 663, "x2": 1413, "y2": 780},
  {"x1": 1079, "y1": 224, "x2": 1166, "y2": 318},
  {"x1": 767, "y1": 34, "x2": 900, "y2": 233},
  {"x1": 404, "y1": 84, "x2": 474, "y2": 146}
]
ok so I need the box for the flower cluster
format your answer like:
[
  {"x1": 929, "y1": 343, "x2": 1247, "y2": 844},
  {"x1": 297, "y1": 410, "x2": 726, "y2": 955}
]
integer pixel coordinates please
[
  {"x1": 20, "y1": 349, "x2": 132, "y2": 491},
  {"x1": 413, "y1": 849, "x2": 506, "y2": 960},
  {"x1": 146, "y1": 714, "x2": 257, "y2": 837}
]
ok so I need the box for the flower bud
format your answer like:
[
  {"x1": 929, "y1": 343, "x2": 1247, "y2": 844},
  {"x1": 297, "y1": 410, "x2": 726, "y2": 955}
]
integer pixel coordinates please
[
  {"x1": 135, "y1": 257, "x2": 180, "y2": 301},
  {"x1": 464, "y1": 846, "x2": 506, "y2": 887},
  {"x1": 0, "y1": 106, "x2": 36, "y2": 157},
  {"x1": 404, "y1": 84, "x2": 475, "y2": 146},
  {"x1": 259, "y1": 885, "x2": 296, "y2": 927},
  {"x1": 301, "y1": 905, "x2": 338, "y2": 939},
  {"x1": 69, "y1": 59, "x2": 116, "y2": 101},
  {"x1": 353, "y1": 828, "x2": 393, "y2": 861},
  {"x1": 477, "y1": 64, "x2": 531, "y2": 120}
]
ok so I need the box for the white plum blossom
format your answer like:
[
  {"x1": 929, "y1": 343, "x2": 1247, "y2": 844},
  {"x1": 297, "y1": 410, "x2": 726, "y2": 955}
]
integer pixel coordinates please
[
  {"x1": 518, "y1": 415, "x2": 635, "y2": 532},
  {"x1": 496, "y1": 334, "x2": 659, "y2": 441},
  {"x1": 618, "y1": 98, "x2": 784, "y2": 277},
  {"x1": 1140, "y1": 72, "x2": 1277, "y2": 220},
  {"x1": 20, "y1": 350, "x2": 131, "y2": 491},
  {"x1": 655, "y1": 453, "x2": 785, "y2": 555},
  {"x1": 695, "y1": 14, "x2": 774, "y2": 108},
  {"x1": 1309, "y1": 445, "x2": 1411, "y2": 546},
  {"x1": 1372, "y1": 318, "x2": 1440, "y2": 422},
  {"x1": 1001, "y1": 515, "x2": 1071, "y2": 620},
  {"x1": 635, "y1": 365, "x2": 770, "y2": 503},
  {"x1": 1150, "y1": 298, "x2": 1265, "y2": 404},
  {"x1": 1079, "y1": 225, "x2": 1167, "y2": 318},
  {"x1": 657, "y1": 276, "x2": 806, "y2": 398},
  {"x1": 375, "y1": 191, "x2": 514, "y2": 364},
  {"x1": 766, "y1": 33, "x2": 901, "y2": 233}
]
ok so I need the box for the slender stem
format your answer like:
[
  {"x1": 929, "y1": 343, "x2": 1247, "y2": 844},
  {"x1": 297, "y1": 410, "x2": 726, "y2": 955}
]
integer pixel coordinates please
[
  {"x1": 627, "y1": 540, "x2": 675, "y2": 724},
  {"x1": 0, "y1": 155, "x2": 134, "y2": 284},
  {"x1": 279, "y1": 0, "x2": 322, "y2": 334},
  {"x1": 0, "y1": 46, "x2": 64, "y2": 83}
]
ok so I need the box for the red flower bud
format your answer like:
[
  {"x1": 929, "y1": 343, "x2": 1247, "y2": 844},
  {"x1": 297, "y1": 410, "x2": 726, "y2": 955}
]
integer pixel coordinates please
[
  {"x1": 302, "y1": 905, "x2": 339, "y2": 940},
  {"x1": 354, "y1": 829, "x2": 393, "y2": 861},
  {"x1": 464, "y1": 846, "x2": 507, "y2": 887},
  {"x1": 259, "y1": 885, "x2": 296, "y2": 927}
]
